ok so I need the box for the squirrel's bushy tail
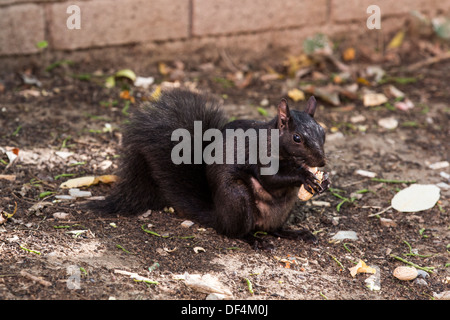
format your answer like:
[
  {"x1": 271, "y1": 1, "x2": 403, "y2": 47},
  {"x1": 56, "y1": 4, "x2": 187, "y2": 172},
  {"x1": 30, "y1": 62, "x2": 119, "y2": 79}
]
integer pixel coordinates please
[{"x1": 86, "y1": 89, "x2": 228, "y2": 222}]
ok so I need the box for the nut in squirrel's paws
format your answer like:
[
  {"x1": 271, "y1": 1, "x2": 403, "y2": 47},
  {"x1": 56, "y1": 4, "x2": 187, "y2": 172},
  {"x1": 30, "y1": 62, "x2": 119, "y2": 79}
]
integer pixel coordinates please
[{"x1": 298, "y1": 167, "x2": 324, "y2": 201}]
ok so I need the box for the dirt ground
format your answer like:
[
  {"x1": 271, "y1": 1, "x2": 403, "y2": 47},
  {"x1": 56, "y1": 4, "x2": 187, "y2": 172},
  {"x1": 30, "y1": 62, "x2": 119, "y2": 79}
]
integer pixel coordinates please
[{"x1": 0, "y1": 30, "x2": 449, "y2": 302}]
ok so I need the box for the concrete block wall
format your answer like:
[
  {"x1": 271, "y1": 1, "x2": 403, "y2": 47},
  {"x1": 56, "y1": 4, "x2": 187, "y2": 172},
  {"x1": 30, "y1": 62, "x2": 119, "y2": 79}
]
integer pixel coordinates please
[{"x1": 0, "y1": 0, "x2": 448, "y2": 57}]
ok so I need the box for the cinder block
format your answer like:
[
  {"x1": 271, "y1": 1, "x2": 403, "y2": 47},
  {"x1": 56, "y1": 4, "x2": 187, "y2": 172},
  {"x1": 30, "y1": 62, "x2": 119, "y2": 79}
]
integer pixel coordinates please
[
  {"x1": 192, "y1": 0, "x2": 328, "y2": 36},
  {"x1": 0, "y1": 4, "x2": 46, "y2": 55},
  {"x1": 49, "y1": 0, "x2": 190, "y2": 50},
  {"x1": 0, "y1": 0, "x2": 58, "y2": 5},
  {"x1": 331, "y1": 0, "x2": 441, "y2": 23}
]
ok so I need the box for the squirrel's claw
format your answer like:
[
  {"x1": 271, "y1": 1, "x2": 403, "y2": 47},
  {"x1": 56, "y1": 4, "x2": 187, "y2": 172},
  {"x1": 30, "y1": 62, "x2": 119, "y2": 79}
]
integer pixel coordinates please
[{"x1": 304, "y1": 171, "x2": 330, "y2": 195}]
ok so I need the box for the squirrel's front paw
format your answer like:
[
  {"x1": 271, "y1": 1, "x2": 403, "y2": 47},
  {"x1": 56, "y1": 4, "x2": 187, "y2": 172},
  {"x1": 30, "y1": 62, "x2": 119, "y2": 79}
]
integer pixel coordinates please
[
  {"x1": 318, "y1": 172, "x2": 331, "y2": 193},
  {"x1": 298, "y1": 168, "x2": 330, "y2": 201}
]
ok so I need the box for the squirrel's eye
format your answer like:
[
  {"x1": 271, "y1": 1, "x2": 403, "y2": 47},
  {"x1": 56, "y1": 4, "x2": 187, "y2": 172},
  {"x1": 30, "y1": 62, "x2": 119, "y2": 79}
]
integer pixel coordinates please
[{"x1": 293, "y1": 134, "x2": 302, "y2": 143}]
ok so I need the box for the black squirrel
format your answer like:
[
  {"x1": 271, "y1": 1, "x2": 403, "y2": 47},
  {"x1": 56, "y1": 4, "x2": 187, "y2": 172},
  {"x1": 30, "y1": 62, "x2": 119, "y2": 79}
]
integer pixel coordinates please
[{"x1": 89, "y1": 89, "x2": 329, "y2": 245}]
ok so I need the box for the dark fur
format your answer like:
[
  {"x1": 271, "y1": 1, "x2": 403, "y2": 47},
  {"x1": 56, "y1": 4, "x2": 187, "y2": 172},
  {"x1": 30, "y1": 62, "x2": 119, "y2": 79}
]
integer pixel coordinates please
[{"x1": 88, "y1": 89, "x2": 328, "y2": 240}]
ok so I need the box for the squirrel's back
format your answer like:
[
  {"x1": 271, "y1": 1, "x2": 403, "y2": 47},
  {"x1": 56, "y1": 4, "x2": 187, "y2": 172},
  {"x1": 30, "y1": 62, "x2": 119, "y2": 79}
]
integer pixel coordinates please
[
  {"x1": 89, "y1": 89, "x2": 228, "y2": 223},
  {"x1": 88, "y1": 89, "x2": 329, "y2": 242}
]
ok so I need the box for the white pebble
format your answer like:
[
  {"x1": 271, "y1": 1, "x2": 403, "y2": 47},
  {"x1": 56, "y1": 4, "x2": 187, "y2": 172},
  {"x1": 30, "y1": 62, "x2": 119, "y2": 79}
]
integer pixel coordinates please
[
  {"x1": 69, "y1": 188, "x2": 92, "y2": 198},
  {"x1": 181, "y1": 220, "x2": 194, "y2": 228},
  {"x1": 53, "y1": 212, "x2": 70, "y2": 220},
  {"x1": 355, "y1": 169, "x2": 377, "y2": 178},
  {"x1": 378, "y1": 117, "x2": 398, "y2": 129},
  {"x1": 331, "y1": 230, "x2": 358, "y2": 241},
  {"x1": 429, "y1": 161, "x2": 449, "y2": 170}
]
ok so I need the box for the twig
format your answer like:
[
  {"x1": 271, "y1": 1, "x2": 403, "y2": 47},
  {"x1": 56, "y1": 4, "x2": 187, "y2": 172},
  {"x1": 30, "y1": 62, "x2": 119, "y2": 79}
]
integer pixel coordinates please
[
  {"x1": 342, "y1": 179, "x2": 370, "y2": 187},
  {"x1": 20, "y1": 270, "x2": 52, "y2": 287},
  {"x1": 319, "y1": 291, "x2": 328, "y2": 300},
  {"x1": 116, "y1": 244, "x2": 132, "y2": 254},
  {"x1": 326, "y1": 252, "x2": 344, "y2": 270},
  {"x1": 371, "y1": 178, "x2": 416, "y2": 184},
  {"x1": 141, "y1": 224, "x2": 163, "y2": 237},
  {"x1": 219, "y1": 48, "x2": 240, "y2": 73},
  {"x1": 406, "y1": 51, "x2": 450, "y2": 72},
  {"x1": 343, "y1": 243, "x2": 352, "y2": 253},
  {"x1": 390, "y1": 254, "x2": 435, "y2": 273},
  {"x1": 368, "y1": 205, "x2": 392, "y2": 217},
  {"x1": 243, "y1": 277, "x2": 254, "y2": 295},
  {"x1": 19, "y1": 244, "x2": 41, "y2": 255},
  {"x1": 403, "y1": 241, "x2": 433, "y2": 258}
]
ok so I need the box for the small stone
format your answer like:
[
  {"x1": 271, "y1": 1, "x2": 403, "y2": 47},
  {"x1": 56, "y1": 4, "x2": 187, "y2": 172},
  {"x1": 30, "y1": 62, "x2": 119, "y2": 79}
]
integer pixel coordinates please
[
  {"x1": 326, "y1": 132, "x2": 344, "y2": 142},
  {"x1": 55, "y1": 151, "x2": 73, "y2": 159},
  {"x1": 355, "y1": 169, "x2": 377, "y2": 178},
  {"x1": 378, "y1": 117, "x2": 398, "y2": 129},
  {"x1": 433, "y1": 291, "x2": 450, "y2": 300},
  {"x1": 181, "y1": 220, "x2": 194, "y2": 228},
  {"x1": 53, "y1": 212, "x2": 70, "y2": 220},
  {"x1": 417, "y1": 269, "x2": 429, "y2": 278},
  {"x1": 206, "y1": 293, "x2": 227, "y2": 300},
  {"x1": 429, "y1": 161, "x2": 449, "y2": 170},
  {"x1": 260, "y1": 98, "x2": 269, "y2": 107},
  {"x1": 393, "y1": 266, "x2": 418, "y2": 281},
  {"x1": 99, "y1": 160, "x2": 113, "y2": 170},
  {"x1": 363, "y1": 93, "x2": 388, "y2": 107},
  {"x1": 54, "y1": 195, "x2": 75, "y2": 200},
  {"x1": 350, "y1": 115, "x2": 366, "y2": 123},
  {"x1": 311, "y1": 201, "x2": 331, "y2": 207},
  {"x1": 413, "y1": 278, "x2": 428, "y2": 286},
  {"x1": 379, "y1": 218, "x2": 397, "y2": 228}
]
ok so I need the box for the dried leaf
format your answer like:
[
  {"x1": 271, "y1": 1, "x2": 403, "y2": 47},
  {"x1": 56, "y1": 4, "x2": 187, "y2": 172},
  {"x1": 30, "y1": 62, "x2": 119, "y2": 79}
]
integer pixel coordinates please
[
  {"x1": 158, "y1": 62, "x2": 170, "y2": 76},
  {"x1": 357, "y1": 77, "x2": 371, "y2": 86},
  {"x1": 150, "y1": 86, "x2": 162, "y2": 101},
  {"x1": 363, "y1": 93, "x2": 388, "y2": 107},
  {"x1": 134, "y1": 76, "x2": 154, "y2": 89},
  {"x1": 283, "y1": 54, "x2": 312, "y2": 77},
  {"x1": 342, "y1": 47, "x2": 355, "y2": 61},
  {"x1": 384, "y1": 85, "x2": 405, "y2": 99},
  {"x1": 104, "y1": 76, "x2": 115, "y2": 88},
  {"x1": 287, "y1": 89, "x2": 305, "y2": 102},
  {"x1": 184, "y1": 273, "x2": 233, "y2": 298},
  {"x1": 193, "y1": 247, "x2": 206, "y2": 253},
  {"x1": 301, "y1": 85, "x2": 340, "y2": 106},
  {"x1": 387, "y1": 30, "x2": 405, "y2": 49},
  {"x1": 120, "y1": 90, "x2": 135, "y2": 103},
  {"x1": 349, "y1": 260, "x2": 377, "y2": 277},
  {"x1": 60, "y1": 176, "x2": 96, "y2": 188},
  {"x1": 59, "y1": 175, "x2": 118, "y2": 189},
  {"x1": 366, "y1": 66, "x2": 386, "y2": 83},
  {"x1": 96, "y1": 175, "x2": 118, "y2": 184},
  {"x1": 115, "y1": 69, "x2": 137, "y2": 82},
  {"x1": 114, "y1": 269, "x2": 159, "y2": 284},
  {"x1": 391, "y1": 184, "x2": 440, "y2": 212},
  {"x1": 0, "y1": 174, "x2": 16, "y2": 181},
  {"x1": 394, "y1": 99, "x2": 414, "y2": 111}
]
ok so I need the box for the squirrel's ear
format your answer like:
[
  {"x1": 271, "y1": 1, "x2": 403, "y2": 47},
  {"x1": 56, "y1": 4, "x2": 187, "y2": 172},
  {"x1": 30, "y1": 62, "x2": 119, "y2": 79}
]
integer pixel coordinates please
[
  {"x1": 305, "y1": 96, "x2": 317, "y2": 117},
  {"x1": 277, "y1": 98, "x2": 290, "y2": 130}
]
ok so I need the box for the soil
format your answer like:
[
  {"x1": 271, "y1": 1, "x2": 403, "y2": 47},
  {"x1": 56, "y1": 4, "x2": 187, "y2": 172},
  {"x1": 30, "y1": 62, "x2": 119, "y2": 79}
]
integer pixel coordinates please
[{"x1": 0, "y1": 32, "x2": 449, "y2": 302}]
